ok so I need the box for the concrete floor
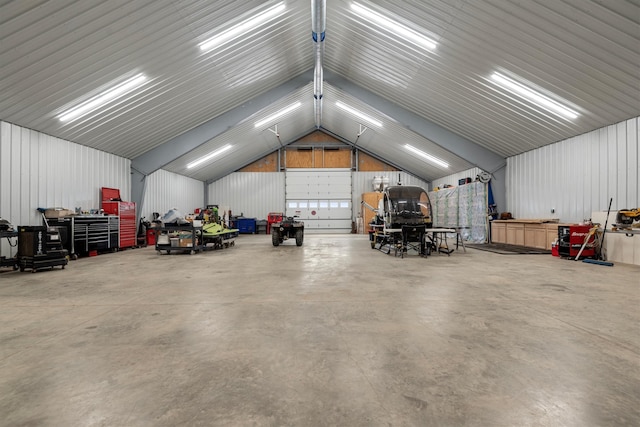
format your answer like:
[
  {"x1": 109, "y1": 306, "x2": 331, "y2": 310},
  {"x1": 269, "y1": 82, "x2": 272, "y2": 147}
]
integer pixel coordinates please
[{"x1": 0, "y1": 234, "x2": 639, "y2": 426}]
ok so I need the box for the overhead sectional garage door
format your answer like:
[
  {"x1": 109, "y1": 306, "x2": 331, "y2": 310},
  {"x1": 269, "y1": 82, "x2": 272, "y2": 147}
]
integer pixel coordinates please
[{"x1": 285, "y1": 169, "x2": 352, "y2": 233}]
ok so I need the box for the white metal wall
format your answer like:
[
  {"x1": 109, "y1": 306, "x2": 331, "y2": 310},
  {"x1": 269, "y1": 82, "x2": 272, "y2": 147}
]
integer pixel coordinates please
[
  {"x1": 0, "y1": 121, "x2": 130, "y2": 257},
  {"x1": 207, "y1": 172, "x2": 285, "y2": 220},
  {"x1": 141, "y1": 169, "x2": 204, "y2": 221},
  {"x1": 507, "y1": 117, "x2": 639, "y2": 223},
  {"x1": 431, "y1": 167, "x2": 484, "y2": 191}
]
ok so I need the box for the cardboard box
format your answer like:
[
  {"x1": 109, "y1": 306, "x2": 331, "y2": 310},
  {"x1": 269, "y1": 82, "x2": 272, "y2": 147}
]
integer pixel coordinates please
[{"x1": 179, "y1": 238, "x2": 193, "y2": 248}]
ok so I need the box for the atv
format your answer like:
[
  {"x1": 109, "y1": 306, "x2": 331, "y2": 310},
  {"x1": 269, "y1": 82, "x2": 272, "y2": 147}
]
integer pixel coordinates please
[{"x1": 271, "y1": 215, "x2": 304, "y2": 246}]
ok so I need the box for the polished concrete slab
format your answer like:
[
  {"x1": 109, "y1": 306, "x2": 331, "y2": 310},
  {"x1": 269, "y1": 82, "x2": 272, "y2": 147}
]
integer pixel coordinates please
[{"x1": 1, "y1": 234, "x2": 639, "y2": 426}]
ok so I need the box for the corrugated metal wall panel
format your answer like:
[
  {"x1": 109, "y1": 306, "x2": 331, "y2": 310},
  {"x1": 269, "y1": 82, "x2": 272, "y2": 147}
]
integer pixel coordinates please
[
  {"x1": 207, "y1": 172, "x2": 285, "y2": 220},
  {"x1": 0, "y1": 120, "x2": 130, "y2": 257},
  {"x1": 507, "y1": 117, "x2": 639, "y2": 223},
  {"x1": 141, "y1": 169, "x2": 204, "y2": 221},
  {"x1": 431, "y1": 167, "x2": 484, "y2": 190}
]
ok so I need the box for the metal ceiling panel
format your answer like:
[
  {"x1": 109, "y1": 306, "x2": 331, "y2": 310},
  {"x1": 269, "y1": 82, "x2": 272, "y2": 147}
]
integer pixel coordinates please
[
  {"x1": 0, "y1": 0, "x2": 312, "y2": 158},
  {"x1": 320, "y1": 84, "x2": 475, "y2": 182},
  {"x1": 162, "y1": 83, "x2": 316, "y2": 182},
  {"x1": 1, "y1": 0, "x2": 638, "y2": 183},
  {"x1": 326, "y1": 0, "x2": 640, "y2": 158}
]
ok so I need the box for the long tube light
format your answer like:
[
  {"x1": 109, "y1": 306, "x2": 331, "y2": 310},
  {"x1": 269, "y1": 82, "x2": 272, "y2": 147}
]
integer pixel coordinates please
[
  {"x1": 199, "y1": 2, "x2": 286, "y2": 52},
  {"x1": 335, "y1": 101, "x2": 382, "y2": 127},
  {"x1": 187, "y1": 144, "x2": 232, "y2": 169},
  {"x1": 490, "y1": 72, "x2": 579, "y2": 120},
  {"x1": 254, "y1": 101, "x2": 302, "y2": 128},
  {"x1": 58, "y1": 73, "x2": 147, "y2": 123},
  {"x1": 405, "y1": 144, "x2": 449, "y2": 168},
  {"x1": 351, "y1": 2, "x2": 437, "y2": 51}
]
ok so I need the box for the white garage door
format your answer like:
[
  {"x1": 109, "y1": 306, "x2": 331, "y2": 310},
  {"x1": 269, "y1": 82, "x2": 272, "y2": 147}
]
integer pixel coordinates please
[{"x1": 285, "y1": 169, "x2": 352, "y2": 233}]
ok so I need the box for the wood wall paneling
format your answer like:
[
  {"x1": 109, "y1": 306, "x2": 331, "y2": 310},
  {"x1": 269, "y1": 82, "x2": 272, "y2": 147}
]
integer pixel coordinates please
[
  {"x1": 295, "y1": 130, "x2": 343, "y2": 144},
  {"x1": 239, "y1": 152, "x2": 278, "y2": 172},
  {"x1": 358, "y1": 152, "x2": 398, "y2": 171},
  {"x1": 286, "y1": 149, "x2": 314, "y2": 168},
  {"x1": 320, "y1": 148, "x2": 351, "y2": 168}
]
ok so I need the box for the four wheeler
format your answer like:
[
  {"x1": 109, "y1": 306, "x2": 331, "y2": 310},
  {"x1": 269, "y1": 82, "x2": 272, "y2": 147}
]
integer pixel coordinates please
[{"x1": 271, "y1": 215, "x2": 304, "y2": 247}]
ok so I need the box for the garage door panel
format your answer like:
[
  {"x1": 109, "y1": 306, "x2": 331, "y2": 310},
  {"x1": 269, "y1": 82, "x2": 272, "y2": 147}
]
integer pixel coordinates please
[{"x1": 285, "y1": 170, "x2": 352, "y2": 233}]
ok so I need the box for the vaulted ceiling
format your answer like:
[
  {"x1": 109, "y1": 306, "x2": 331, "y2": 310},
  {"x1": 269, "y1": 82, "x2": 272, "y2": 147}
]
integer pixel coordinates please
[{"x1": 1, "y1": 0, "x2": 638, "y2": 183}]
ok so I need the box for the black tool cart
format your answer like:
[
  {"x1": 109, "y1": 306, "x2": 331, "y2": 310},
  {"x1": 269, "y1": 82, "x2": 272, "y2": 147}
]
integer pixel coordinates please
[
  {"x1": 17, "y1": 226, "x2": 68, "y2": 272},
  {"x1": 155, "y1": 223, "x2": 205, "y2": 254},
  {"x1": 46, "y1": 215, "x2": 119, "y2": 258},
  {"x1": 0, "y1": 230, "x2": 19, "y2": 270}
]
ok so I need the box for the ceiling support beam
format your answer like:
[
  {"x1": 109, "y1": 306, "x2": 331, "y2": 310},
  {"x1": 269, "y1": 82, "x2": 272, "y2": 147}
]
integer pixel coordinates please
[
  {"x1": 324, "y1": 70, "x2": 507, "y2": 210},
  {"x1": 131, "y1": 70, "x2": 313, "y2": 176},
  {"x1": 130, "y1": 70, "x2": 313, "y2": 221}
]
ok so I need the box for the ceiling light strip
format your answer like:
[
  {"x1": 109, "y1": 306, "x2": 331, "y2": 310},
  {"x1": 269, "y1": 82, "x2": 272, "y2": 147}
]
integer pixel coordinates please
[
  {"x1": 199, "y1": 2, "x2": 286, "y2": 52},
  {"x1": 335, "y1": 101, "x2": 382, "y2": 127},
  {"x1": 187, "y1": 144, "x2": 233, "y2": 169},
  {"x1": 254, "y1": 101, "x2": 302, "y2": 128},
  {"x1": 405, "y1": 144, "x2": 449, "y2": 168},
  {"x1": 351, "y1": 2, "x2": 437, "y2": 50},
  {"x1": 58, "y1": 73, "x2": 148, "y2": 123},
  {"x1": 490, "y1": 72, "x2": 579, "y2": 120}
]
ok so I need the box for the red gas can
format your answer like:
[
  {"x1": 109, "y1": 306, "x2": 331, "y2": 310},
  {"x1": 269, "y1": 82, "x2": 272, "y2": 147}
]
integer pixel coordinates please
[{"x1": 146, "y1": 229, "x2": 156, "y2": 246}]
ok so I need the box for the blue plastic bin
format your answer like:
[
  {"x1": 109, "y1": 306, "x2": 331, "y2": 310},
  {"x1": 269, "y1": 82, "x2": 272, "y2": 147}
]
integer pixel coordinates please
[{"x1": 236, "y1": 218, "x2": 256, "y2": 234}]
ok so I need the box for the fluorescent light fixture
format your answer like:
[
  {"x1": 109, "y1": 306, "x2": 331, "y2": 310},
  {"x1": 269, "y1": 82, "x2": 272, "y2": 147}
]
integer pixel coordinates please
[
  {"x1": 335, "y1": 101, "x2": 382, "y2": 127},
  {"x1": 199, "y1": 2, "x2": 286, "y2": 52},
  {"x1": 405, "y1": 144, "x2": 449, "y2": 168},
  {"x1": 351, "y1": 2, "x2": 437, "y2": 51},
  {"x1": 490, "y1": 72, "x2": 579, "y2": 120},
  {"x1": 187, "y1": 144, "x2": 232, "y2": 169},
  {"x1": 254, "y1": 101, "x2": 302, "y2": 128},
  {"x1": 58, "y1": 74, "x2": 147, "y2": 123}
]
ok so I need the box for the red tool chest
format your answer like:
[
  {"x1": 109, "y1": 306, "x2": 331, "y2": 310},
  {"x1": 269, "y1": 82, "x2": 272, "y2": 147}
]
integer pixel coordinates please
[
  {"x1": 558, "y1": 225, "x2": 595, "y2": 258},
  {"x1": 101, "y1": 187, "x2": 136, "y2": 249}
]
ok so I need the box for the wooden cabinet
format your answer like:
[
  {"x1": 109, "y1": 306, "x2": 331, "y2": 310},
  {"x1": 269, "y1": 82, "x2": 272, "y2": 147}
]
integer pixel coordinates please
[
  {"x1": 506, "y1": 223, "x2": 525, "y2": 245},
  {"x1": 524, "y1": 224, "x2": 546, "y2": 249},
  {"x1": 361, "y1": 192, "x2": 384, "y2": 232},
  {"x1": 492, "y1": 220, "x2": 568, "y2": 249},
  {"x1": 491, "y1": 222, "x2": 506, "y2": 243}
]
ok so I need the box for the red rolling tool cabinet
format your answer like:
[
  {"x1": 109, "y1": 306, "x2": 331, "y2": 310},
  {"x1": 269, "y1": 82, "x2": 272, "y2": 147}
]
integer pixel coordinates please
[
  {"x1": 101, "y1": 187, "x2": 136, "y2": 249},
  {"x1": 558, "y1": 224, "x2": 595, "y2": 258}
]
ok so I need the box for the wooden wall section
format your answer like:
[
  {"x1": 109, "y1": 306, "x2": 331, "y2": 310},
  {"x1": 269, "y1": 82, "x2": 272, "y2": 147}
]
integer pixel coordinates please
[
  {"x1": 283, "y1": 148, "x2": 352, "y2": 168},
  {"x1": 238, "y1": 131, "x2": 397, "y2": 172},
  {"x1": 358, "y1": 152, "x2": 398, "y2": 171},
  {"x1": 285, "y1": 149, "x2": 314, "y2": 168},
  {"x1": 319, "y1": 148, "x2": 351, "y2": 168},
  {"x1": 294, "y1": 130, "x2": 343, "y2": 144},
  {"x1": 239, "y1": 152, "x2": 278, "y2": 172}
]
